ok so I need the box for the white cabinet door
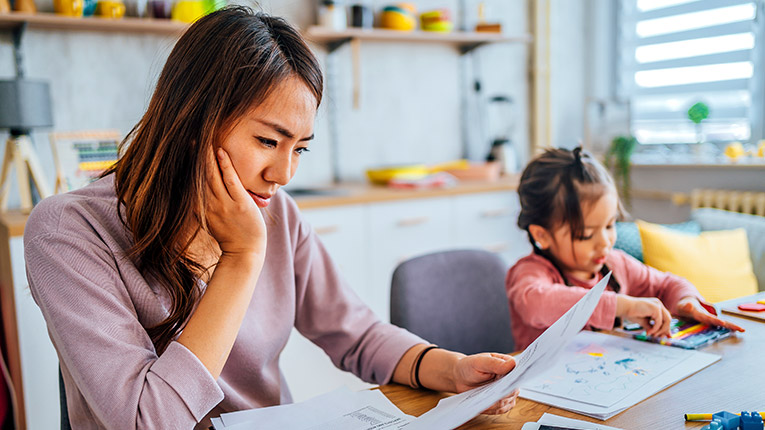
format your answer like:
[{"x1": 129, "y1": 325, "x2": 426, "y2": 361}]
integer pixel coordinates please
[
  {"x1": 283, "y1": 205, "x2": 373, "y2": 402},
  {"x1": 300, "y1": 205, "x2": 369, "y2": 304},
  {"x1": 279, "y1": 329, "x2": 373, "y2": 403},
  {"x1": 368, "y1": 198, "x2": 453, "y2": 322},
  {"x1": 10, "y1": 236, "x2": 60, "y2": 430},
  {"x1": 453, "y1": 191, "x2": 531, "y2": 266}
]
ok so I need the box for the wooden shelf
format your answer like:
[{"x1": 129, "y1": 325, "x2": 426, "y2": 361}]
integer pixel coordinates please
[
  {"x1": 304, "y1": 25, "x2": 531, "y2": 51},
  {"x1": 0, "y1": 11, "x2": 188, "y2": 35}
]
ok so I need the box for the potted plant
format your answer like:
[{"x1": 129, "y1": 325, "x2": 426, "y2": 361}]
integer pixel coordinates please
[
  {"x1": 688, "y1": 101, "x2": 709, "y2": 144},
  {"x1": 604, "y1": 135, "x2": 638, "y2": 207}
]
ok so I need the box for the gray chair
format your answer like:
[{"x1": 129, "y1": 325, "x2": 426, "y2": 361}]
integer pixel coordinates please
[
  {"x1": 59, "y1": 367, "x2": 71, "y2": 430},
  {"x1": 390, "y1": 249, "x2": 515, "y2": 355}
]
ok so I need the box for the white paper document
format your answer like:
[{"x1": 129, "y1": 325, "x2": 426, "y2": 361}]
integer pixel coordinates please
[
  {"x1": 401, "y1": 273, "x2": 612, "y2": 430},
  {"x1": 521, "y1": 412, "x2": 625, "y2": 429},
  {"x1": 211, "y1": 387, "x2": 413, "y2": 430},
  {"x1": 520, "y1": 331, "x2": 720, "y2": 420}
]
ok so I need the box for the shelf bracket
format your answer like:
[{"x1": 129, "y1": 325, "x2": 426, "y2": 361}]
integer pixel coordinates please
[
  {"x1": 327, "y1": 37, "x2": 352, "y2": 53},
  {"x1": 459, "y1": 42, "x2": 488, "y2": 55},
  {"x1": 12, "y1": 22, "x2": 27, "y2": 78}
]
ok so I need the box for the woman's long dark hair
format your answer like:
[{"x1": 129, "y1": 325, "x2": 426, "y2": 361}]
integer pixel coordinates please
[
  {"x1": 517, "y1": 146, "x2": 624, "y2": 291},
  {"x1": 104, "y1": 6, "x2": 323, "y2": 354}
]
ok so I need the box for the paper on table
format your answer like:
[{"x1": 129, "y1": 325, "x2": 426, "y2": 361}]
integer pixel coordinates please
[
  {"x1": 520, "y1": 332, "x2": 720, "y2": 420},
  {"x1": 211, "y1": 387, "x2": 414, "y2": 430},
  {"x1": 536, "y1": 412, "x2": 625, "y2": 429},
  {"x1": 402, "y1": 272, "x2": 611, "y2": 430}
]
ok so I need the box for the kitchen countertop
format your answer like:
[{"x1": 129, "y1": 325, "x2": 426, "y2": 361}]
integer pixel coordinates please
[
  {"x1": 290, "y1": 175, "x2": 520, "y2": 209},
  {"x1": 0, "y1": 175, "x2": 521, "y2": 236}
]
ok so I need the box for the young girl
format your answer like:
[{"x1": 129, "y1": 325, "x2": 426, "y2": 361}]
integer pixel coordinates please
[
  {"x1": 25, "y1": 7, "x2": 519, "y2": 429},
  {"x1": 505, "y1": 147, "x2": 744, "y2": 350}
]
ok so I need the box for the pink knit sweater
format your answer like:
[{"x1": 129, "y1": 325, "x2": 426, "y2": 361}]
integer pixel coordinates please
[
  {"x1": 505, "y1": 250, "x2": 702, "y2": 350},
  {"x1": 25, "y1": 175, "x2": 423, "y2": 429}
]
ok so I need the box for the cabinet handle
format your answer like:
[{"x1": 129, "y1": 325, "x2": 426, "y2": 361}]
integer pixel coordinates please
[
  {"x1": 314, "y1": 225, "x2": 340, "y2": 235},
  {"x1": 483, "y1": 242, "x2": 509, "y2": 253},
  {"x1": 396, "y1": 216, "x2": 430, "y2": 227},
  {"x1": 480, "y1": 208, "x2": 512, "y2": 218}
]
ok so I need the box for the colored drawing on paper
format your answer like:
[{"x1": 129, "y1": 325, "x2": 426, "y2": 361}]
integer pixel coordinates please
[{"x1": 523, "y1": 331, "x2": 689, "y2": 408}]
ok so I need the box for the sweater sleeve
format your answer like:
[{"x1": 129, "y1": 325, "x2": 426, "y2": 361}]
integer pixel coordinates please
[
  {"x1": 291, "y1": 222, "x2": 425, "y2": 385},
  {"x1": 613, "y1": 250, "x2": 704, "y2": 314},
  {"x1": 506, "y1": 258, "x2": 619, "y2": 331},
  {"x1": 25, "y1": 230, "x2": 223, "y2": 429}
]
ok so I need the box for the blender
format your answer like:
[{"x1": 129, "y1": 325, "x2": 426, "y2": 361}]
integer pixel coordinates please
[{"x1": 485, "y1": 94, "x2": 518, "y2": 174}]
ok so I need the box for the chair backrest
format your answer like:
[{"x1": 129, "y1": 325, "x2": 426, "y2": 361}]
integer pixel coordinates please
[
  {"x1": 59, "y1": 366, "x2": 71, "y2": 430},
  {"x1": 390, "y1": 249, "x2": 515, "y2": 355}
]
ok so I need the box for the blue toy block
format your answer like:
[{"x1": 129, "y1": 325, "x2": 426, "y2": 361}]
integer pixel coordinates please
[
  {"x1": 712, "y1": 411, "x2": 740, "y2": 430},
  {"x1": 700, "y1": 420, "x2": 723, "y2": 430},
  {"x1": 740, "y1": 411, "x2": 764, "y2": 430}
]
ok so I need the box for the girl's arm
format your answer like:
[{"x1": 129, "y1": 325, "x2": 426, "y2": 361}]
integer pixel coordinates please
[
  {"x1": 506, "y1": 259, "x2": 619, "y2": 331},
  {"x1": 391, "y1": 344, "x2": 519, "y2": 415}
]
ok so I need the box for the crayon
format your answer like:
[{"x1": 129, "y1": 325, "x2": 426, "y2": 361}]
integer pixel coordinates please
[{"x1": 685, "y1": 412, "x2": 765, "y2": 421}]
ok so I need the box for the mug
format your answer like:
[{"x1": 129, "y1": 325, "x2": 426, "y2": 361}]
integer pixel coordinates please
[
  {"x1": 95, "y1": 0, "x2": 125, "y2": 17},
  {"x1": 54, "y1": 0, "x2": 84, "y2": 16},
  {"x1": 171, "y1": 0, "x2": 206, "y2": 22},
  {"x1": 82, "y1": 0, "x2": 97, "y2": 16},
  {"x1": 350, "y1": 4, "x2": 372, "y2": 28},
  {"x1": 147, "y1": 0, "x2": 171, "y2": 18}
]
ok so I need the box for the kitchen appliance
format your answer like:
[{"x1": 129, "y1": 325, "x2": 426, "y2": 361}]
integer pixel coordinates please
[{"x1": 485, "y1": 94, "x2": 518, "y2": 174}]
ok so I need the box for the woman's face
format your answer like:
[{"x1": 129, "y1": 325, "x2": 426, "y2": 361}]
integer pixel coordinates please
[{"x1": 218, "y1": 76, "x2": 317, "y2": 208}]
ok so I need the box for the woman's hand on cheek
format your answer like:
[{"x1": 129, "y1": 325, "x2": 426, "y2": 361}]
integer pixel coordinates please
[
  {"x1": 675, "y1": 296, "x2": 745, "y2": 332},
  {"x1": 453, "y1": 353, "x2": 518, "y2": 415},
  {"x1": 206, "y1": 147, "x2": 267, "y2": 258}
]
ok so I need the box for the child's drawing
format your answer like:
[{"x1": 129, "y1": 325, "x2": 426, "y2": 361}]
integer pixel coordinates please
[{"x1": 522, "y1": 331, "x2": 690, "y2": 407}]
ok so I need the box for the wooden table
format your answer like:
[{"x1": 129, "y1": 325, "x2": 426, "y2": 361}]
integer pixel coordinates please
[{"x1": 379, "y1": 313, "x2": 765, "y2": 429}]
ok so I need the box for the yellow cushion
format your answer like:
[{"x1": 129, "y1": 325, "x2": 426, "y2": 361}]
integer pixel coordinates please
[{"x1": 637, "y1": 220, "x2": 757, "y2": 303}]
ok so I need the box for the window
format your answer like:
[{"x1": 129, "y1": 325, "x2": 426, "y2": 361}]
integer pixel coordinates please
[{"x1": 618, "y1": 0, "x2": 759, "y2": 144}]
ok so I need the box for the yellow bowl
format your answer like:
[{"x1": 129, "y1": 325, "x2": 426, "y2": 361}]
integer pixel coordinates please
[
  {"x1": 380, "y1": 10, "x2": 416, "y2": 31},
  {"x1": 366, "y1": 164, "x2": 429, "y2": 185}
]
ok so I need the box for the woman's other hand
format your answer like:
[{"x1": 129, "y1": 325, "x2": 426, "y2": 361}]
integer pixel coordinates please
[
  {"x1": 675, "y1": 296, "x2": 745, "y2": 332},
  {"x1": 206, "y1": 147, "x2": 267, "y2": 258},
  {"x1": 453, "y1": 353, "x2": 518, "y2": 415}
]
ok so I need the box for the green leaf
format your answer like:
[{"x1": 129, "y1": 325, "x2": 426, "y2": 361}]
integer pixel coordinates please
[{"x1": 688, "y1": 102, "x2": 709, "y2": 124}]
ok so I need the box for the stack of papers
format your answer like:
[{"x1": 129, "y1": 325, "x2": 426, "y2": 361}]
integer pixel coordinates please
[
  {"x1": 519, "y1": 331, "x2": 720, "y2": 420},
  {"x1": 211, "y1": 387, "x2": 413, "y2": 430}
]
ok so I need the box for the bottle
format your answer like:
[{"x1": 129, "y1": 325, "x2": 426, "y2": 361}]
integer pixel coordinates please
[{"x1": 318, "y1": 0, "x2": 347, "y2": 30}]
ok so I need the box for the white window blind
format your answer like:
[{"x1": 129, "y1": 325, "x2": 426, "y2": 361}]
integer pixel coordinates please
[{"x1": 618, "y1": 0, "x2": 759, "y2": 144}]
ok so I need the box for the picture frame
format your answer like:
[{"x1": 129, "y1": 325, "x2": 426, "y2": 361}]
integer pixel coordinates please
[{"x1": 49, "y1": 129, "x2": 122, "y2": 194}]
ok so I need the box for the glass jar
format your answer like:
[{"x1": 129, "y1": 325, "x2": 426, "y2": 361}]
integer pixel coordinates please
[{"x1": 318, "y1": 0, "x2": 347, "y2": 30}]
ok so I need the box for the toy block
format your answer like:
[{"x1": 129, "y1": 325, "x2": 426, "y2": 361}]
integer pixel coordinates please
[
  {"x1": 741, "y1": 411, "x2": 764, "y2": 430},
  {"x1": 700, "y1": 420, "x2": 723, "y2": 430},
  {"x1": 712, "y1": 411, "x2": 740, "y2": 430}
]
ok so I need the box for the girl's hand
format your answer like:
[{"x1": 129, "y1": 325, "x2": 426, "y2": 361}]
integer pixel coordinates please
[
  {"x1": 205, "y1": 147, "x2": 267, "y2": 258},
  {"x1": 616, "y1": 296, "x2": 672, "y2": 337},
  {"x1": 675, "y1": 296, "x2": 745, "y2": 332},
  {"x1": 453, "y1": 353, "x2": 518, "y2": 415}
]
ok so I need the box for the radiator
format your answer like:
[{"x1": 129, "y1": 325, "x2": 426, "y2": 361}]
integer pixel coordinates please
[{"x1": 690, "y1": 189, "x2": 765, "y2": 216}]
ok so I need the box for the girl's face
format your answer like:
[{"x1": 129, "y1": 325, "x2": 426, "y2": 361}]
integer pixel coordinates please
[
  {"x1": 539, "y1": 187, "x2": 619, "y2": 280},
  {"x1": 218, "y1": 76, "x2": 317, "y2": 208}
]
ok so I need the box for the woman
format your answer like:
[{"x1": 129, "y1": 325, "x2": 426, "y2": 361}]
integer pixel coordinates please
[{"x1": 24, "y1": 6, "x2": 519, "y2": 429}]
